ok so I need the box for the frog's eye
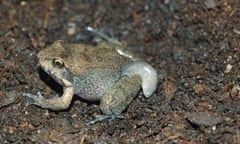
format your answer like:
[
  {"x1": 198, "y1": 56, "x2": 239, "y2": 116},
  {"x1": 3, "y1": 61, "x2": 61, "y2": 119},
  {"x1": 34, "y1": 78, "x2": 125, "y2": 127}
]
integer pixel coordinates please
[{"x1": 53, "y1": 58, "x2": 64, "y2": 68}]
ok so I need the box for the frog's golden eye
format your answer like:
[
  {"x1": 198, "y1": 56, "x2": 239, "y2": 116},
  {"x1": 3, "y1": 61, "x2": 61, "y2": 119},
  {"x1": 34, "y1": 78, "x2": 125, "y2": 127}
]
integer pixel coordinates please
[{"x1": 53, "y1": 58, "x2": 64, "y2": 68}]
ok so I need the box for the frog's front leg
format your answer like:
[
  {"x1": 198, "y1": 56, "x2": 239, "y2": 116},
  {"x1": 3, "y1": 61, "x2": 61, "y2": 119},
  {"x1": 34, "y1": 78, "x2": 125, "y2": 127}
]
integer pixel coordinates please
[{"x1": 23, "y1": 78, "x2": 74, "y2": 110}]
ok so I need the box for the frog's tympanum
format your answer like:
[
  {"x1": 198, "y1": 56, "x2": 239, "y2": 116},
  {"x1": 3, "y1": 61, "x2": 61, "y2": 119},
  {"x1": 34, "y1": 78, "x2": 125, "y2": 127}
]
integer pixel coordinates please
[{"x1": 24, "y1": 40, "x2": 158, "y2": 124}]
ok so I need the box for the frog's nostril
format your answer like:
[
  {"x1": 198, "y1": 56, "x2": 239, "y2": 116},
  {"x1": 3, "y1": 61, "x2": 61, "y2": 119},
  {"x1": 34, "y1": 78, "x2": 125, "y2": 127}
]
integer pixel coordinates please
[{"x1": 122, "y1": 61, "x2": 158, "y2": 97}]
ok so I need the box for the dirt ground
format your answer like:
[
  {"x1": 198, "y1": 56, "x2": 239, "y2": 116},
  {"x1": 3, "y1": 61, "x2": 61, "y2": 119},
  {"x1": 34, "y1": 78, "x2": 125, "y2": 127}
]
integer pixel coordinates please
[{"x1": 0, "y1": 0, "x2": 240, "y2": 143}]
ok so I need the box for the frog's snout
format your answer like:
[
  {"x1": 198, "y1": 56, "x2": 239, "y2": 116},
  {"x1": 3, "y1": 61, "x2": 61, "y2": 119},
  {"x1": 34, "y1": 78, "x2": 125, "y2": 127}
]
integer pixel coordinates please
[{"x1": 122, "y1": 61, "x2": 158, "y2": 97}]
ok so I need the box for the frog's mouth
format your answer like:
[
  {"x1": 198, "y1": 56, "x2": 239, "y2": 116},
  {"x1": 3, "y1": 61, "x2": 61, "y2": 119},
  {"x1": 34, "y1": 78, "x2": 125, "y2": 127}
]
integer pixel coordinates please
[
  {"x1": 38, "y1": 65, "x2": 61, "y2": 85},
  {"x1": 38, "y1": 64, "x2": 73, "y2": 88}
]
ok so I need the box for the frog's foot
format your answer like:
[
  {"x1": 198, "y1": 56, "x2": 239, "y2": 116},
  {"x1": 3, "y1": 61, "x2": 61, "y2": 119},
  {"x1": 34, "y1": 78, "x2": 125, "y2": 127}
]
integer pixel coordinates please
[
  {"x1": 87, "y1": 112, "x2": 125, "y2": 125},
  {"x1": 23, "y1": 92, "x2": 45, "y2": 106}
]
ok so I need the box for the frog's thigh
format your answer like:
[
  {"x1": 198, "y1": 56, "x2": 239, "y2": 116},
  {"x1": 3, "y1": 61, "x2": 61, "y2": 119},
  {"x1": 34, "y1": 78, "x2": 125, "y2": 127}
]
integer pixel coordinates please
[{"x1": 100, "y1": 75, "x2": 141, "y2": 114}]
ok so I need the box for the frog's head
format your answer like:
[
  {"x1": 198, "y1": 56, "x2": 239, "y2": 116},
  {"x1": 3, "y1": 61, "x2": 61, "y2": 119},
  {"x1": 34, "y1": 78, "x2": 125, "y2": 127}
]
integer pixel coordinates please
[{"x1": 37, "y1": 41, "x2": 74, "y2": 86}]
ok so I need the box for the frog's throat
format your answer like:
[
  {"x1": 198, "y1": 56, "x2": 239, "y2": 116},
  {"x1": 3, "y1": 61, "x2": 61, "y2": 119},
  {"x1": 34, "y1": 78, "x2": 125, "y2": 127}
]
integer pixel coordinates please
[{"x1": 122, "y1": 61, "x2": 158, "y2": 97}]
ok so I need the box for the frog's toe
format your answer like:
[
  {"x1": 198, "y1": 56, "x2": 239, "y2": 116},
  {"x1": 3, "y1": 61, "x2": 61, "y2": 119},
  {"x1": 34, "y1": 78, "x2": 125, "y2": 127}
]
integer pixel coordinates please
[
  {"x1": 87, "y1": 112, "x2": 125, "y2": 125},
  {"x1": 122, "y1": 61, "x2": 158, "y2": 97},
  {"x1": 22, "y1": 92, "x2": 44, "y2": 106}
]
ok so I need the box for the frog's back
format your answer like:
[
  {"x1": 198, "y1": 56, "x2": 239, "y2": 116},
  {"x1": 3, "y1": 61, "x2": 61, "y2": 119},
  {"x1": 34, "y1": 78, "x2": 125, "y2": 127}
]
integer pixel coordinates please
[{"x1": 60, "y1": 43, "x2": 132, "y2": 75}]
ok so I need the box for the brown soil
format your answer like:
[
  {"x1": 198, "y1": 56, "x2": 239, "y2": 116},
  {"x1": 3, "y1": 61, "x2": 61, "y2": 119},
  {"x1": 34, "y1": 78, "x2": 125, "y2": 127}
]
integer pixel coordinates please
[{"x1": 0, "y1": 0, "x2": 239, "y2": 143}]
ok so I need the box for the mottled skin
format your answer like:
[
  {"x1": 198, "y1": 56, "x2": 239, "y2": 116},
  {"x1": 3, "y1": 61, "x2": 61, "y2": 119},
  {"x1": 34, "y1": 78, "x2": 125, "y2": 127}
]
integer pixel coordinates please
[{"x1": 23, "y1": 40, "x2": 158, "y2": 121}]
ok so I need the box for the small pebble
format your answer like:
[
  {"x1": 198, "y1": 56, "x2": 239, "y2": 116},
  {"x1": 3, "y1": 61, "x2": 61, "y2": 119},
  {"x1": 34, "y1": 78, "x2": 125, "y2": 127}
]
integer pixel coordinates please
[
  {"x1": 204, "y1": 0, "x2": 217, "y2": 9},
  {"x1": 0, "y1": 90, "x2": 16, "y2": 108},
  {"x1": 224, "y1": 64, "x2": 232, "y2": 73},
  {"x1": 186, "y1": 112, "x2": 223, "y2": 126},
  {"x1": 68, "y1": 27, "x2": 76, "y2": 36},
  {"x1": 67, "y1": 22, "x2": 76, "y2": 36}
]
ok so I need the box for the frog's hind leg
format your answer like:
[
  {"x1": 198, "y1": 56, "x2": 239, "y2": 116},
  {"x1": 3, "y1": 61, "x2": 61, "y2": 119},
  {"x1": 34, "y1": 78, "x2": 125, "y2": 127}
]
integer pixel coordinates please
[
  {"x1": 86, "y1": 26, "x2": 121, "y2": 45},
  {"x1": 88, "y1": 75, "x2": 141, "y2": 124},
  {"x1": 86, "y1": 26, "x2": 141, "y2": 61},
  {"x1": 122, "y1": 61, "x2": 158, "y2": 98}
]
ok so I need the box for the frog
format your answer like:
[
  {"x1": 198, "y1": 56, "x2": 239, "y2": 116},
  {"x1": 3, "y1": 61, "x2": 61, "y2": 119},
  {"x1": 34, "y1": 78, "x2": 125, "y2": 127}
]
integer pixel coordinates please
[{"x1": 23, "y1": 40, "x2": 158, "y2": 124}]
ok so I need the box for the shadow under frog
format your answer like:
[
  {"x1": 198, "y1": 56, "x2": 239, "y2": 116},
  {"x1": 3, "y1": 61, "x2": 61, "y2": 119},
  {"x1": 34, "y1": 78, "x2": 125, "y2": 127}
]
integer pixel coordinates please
[{"x1": 23, "y1": 40, "x2": 158, "y2": 124}]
